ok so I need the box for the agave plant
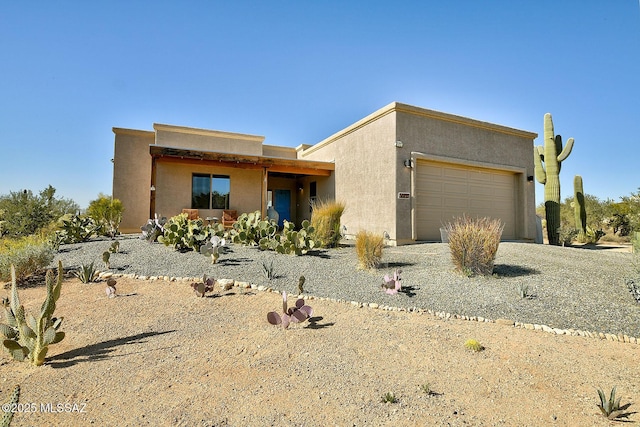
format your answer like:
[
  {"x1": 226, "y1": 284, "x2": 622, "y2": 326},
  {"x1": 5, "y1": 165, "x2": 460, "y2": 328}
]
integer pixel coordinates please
[
  {"x1": 267, "y1": 291, "x2": 313, "y2": 329},
  {"x1": 596, "y1": 386, "x2": 631, "y2": 420},
  {"x1": 381, "y1": 269, "x2": 402, "y2": 295},
  {"x1": 74, "y1": 262, "x2": 97, "y2": 283}
]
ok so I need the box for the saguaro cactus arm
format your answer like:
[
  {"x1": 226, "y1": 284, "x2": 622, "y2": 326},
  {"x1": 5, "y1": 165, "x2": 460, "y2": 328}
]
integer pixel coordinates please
[{"x1": 557, "y1": 136, "x2": 574, "y2": 162}]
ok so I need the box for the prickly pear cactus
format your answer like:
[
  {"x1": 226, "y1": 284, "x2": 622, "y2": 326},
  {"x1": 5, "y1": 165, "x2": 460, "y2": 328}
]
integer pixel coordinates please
[
  {"x1": 267, "y1": 291, "x2": 313, "y2": 329},
  {"x1": 573, "y1": 175, "x2": 587, "y2": 241},
  {"x1": 0, "y1": 261, "x2": 65, "y2": 366},
  {"x1": 534, "y1": 113, "x2": 574, "y2": 245},
  {"x1": 1, "y1": 384, "x2": 20, "y2": 427}
]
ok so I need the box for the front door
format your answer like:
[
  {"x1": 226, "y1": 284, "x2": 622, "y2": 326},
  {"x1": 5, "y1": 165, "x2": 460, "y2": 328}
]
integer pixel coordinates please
[{"x1": 274, "y1": 189, "x2": 291, "y2": 228}]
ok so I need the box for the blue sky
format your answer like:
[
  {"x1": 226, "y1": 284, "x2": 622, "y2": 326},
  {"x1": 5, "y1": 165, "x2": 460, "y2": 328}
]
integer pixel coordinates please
[{"x1": 1, "y1": 1, "x2": 639, "y2": 209}]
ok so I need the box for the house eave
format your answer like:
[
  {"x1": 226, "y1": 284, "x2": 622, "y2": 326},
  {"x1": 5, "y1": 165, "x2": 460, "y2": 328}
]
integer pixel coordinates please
[{"x1": 149, "y1": 145, "x2": 334, "y2": 176}]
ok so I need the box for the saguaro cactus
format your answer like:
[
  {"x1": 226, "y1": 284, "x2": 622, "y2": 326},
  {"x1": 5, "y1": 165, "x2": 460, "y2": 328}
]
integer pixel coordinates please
[
  {"x1": 574, "y1": 175, "x2": 587, "y2": 241},
  {"x1": 534, "y1": 113, "x2": 574, "y2": 245}
]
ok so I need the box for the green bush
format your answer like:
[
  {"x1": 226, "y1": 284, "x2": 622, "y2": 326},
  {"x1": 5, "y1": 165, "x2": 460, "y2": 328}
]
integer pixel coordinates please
[
  {"x1": 86, "y1": 194, "x2": 124, "y2": 237},
  {"x1": 0, "y1": 185, "x2": 78, "y2": 238},
  {"x1": 0, "y1": 235, "x2": 54, "y2": 282},
  {"x1": 558, "y1": 224, "x2": 578, "y2": 246},
  {"x1": 444, "y1": 215, "x2": 503, "y2": 277},
  {"x1": 355, "y1": 230, "x2": 384, "y2": 269},
  {"x1": 310, "y1": 199, "x2": 345, "y2": 248}
]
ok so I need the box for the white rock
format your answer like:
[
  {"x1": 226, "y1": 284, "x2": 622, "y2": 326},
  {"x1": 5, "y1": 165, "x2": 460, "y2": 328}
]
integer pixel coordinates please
[{"x1": 217, "y1": 279, "x2": 234, "y2": 290}]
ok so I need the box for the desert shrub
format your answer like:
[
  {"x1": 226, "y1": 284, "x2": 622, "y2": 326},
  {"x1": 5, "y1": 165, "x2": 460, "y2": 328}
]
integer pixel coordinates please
[
  {"x1": 355, "y1": 230, "x2": 384, "y2": 269},
  {"x1": 558, "y1": 225, "x2": 578, "y2": 246},
  {"x1": 444, "y1": 215, "x2": 503, "y2": 277},
  {"x1": 584, "y1": 227, "x2": 606, "y2": 244},
  {"x1": 310, "y1": 199, "x2": 345, "y2": 248},
  {"x1": 0, "y1": 185, "x2": 78, "y2": 238},
  {"x1": 54, "y1": 213, "x2": 99, "y2": 244},
  {"x1": 0, "y1": 235, "x2": 54, "y2": 281},
  {"x1": 86, "y1": 194, "x2": 124, "y2": 237}
]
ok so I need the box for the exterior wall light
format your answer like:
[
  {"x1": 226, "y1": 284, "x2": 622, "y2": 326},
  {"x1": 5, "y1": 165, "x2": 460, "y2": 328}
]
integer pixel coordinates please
[
  {"x1": 527, "y1": 176, "x2": 534, "y2": 182},
  {"x1": 403, "y1": 159, "x2": 413, "y2": 168},
  {"x1": 395, "y1": 140, "x2": 403, "y2": 148},
  {"x1": 150, "y1": 185, "x2": 156, "y2": 192}
]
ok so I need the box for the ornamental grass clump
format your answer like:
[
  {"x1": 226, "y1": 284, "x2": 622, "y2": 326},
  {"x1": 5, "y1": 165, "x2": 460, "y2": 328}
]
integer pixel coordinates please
[
  {"x1": 444, "y1": 215, "x2": 504, "y2": 277},
  {"x1": 0, "y1": 235, "x2": 54, "y2": 282},
  {"x1": 355, "y1": 230, "x2": 384, "y2": 269},
  {"x1": 310, "y1": 199, "x2": 345, "y2": 248}
]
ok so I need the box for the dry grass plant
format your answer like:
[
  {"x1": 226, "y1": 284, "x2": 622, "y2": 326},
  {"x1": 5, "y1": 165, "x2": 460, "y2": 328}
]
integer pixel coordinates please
[
  {"x1": 355, "y1": 230, "x2": 384, "y2": 269},
  {"x1": 310, "y1": 199, "x2": 345, "y2": 248},
  {"x1": 444, "y1": 215, "x2": 504, "y2": 276}
]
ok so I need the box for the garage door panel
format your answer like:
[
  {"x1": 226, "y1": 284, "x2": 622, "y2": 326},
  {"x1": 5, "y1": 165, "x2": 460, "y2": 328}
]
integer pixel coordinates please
[{"x1": 416, "y1": 160, "x2": 517, "y2": 241}]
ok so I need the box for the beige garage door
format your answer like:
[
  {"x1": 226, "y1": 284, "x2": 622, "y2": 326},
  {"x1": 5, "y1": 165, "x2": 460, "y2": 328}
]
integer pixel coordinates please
[{"x1": 415, "y1": 160, "x2": 516, "y2": 240}]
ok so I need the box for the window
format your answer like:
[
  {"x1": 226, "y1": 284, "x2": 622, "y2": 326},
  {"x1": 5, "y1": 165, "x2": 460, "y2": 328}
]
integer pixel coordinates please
[
  {"x1": 192, "y1": 174, "x2": 230, "y2": 209},
  {"x1": 309, "y1": 181, "x2": 317, "y2": 212}
]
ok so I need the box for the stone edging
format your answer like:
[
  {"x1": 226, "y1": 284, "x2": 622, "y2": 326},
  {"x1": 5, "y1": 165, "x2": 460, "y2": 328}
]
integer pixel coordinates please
[{"x1": 99, "y1": 272, "x2": 639, "y2": 346}]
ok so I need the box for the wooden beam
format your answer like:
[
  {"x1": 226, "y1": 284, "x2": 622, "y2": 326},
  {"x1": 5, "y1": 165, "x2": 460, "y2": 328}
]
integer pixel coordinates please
[
  {"x1": 149, "y1": 145, "x2": 334, "y2": 174},
  {"x1": 150, "y1": 147, "x2": 333, "y2": 176}
]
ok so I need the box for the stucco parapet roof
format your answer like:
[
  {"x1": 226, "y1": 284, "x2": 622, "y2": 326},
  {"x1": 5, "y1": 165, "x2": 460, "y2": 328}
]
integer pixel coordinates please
[
  {"x1": 153, "y1": 123, "x2": 265, "y2": 142},
  {"x1": 300, "y1": 102, "x2": 538, "y2": 156},
  {"x1": 112, "y1": 127, "x2": 155, "y2": 136}
]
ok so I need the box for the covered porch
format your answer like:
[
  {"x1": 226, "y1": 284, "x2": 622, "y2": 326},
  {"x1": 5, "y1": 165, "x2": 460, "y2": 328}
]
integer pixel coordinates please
[{"x1": 148, "y1": 146, "x2": 335, "y2": 226}]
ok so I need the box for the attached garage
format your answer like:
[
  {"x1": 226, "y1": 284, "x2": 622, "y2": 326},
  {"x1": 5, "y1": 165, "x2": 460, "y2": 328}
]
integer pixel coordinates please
[{"x1": 414, "y1": 159, "x2": 518, "y2": 241}]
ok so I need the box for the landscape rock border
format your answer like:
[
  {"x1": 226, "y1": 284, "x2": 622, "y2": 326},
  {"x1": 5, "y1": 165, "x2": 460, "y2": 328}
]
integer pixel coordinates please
[{"x1": 98, "y1": 270, "x2": 639, "y2": 345}]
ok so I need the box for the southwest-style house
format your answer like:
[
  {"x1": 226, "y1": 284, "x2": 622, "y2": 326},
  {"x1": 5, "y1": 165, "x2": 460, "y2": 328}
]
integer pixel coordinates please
[{"x1": 112, "y1": 102, "x2": 538, "y2": 245}]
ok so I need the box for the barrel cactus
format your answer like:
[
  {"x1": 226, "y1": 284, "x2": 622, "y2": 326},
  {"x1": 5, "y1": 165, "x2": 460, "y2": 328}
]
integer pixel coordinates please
[{"x1": 534, "y1": 113, "x2": 575, "y2": 245}]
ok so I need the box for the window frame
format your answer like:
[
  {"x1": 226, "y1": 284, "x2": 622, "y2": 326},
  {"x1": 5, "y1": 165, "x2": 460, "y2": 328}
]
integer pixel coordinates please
[{"x1": 191, "y1": 173, "x2": 230, "y2": 210}]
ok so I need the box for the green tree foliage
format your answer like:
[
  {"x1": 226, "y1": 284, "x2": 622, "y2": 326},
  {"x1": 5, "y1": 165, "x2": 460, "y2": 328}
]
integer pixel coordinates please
[
  {"x1": 0, "y1": 186, "x2": 78, "y2": 237},
  {"x1": 86, "y1": 193, "x2": 124, "y2": 237}
]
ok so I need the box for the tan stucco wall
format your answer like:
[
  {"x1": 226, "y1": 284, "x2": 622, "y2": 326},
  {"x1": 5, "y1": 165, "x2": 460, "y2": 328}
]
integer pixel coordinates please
[
  {"x1": 395, "y1": 104, "x2": 537, "y2": 241},
  {"x1": 300, "y1": 102, "x2": 537, "y2": 244},
  {"x1": 112, "y1": 128, "x2": 155, "y2": 233},
  {"x1": 301, "y1": 106, "x2": 398, "y2": 241},
  {"x1": 262, "y1": 145, "x2": 297, "y2": 159},
  {"x1": 154, "y1": 161, "x2": 262, "y2": 220},
  {"x1": 154, "y1": 124, "x2": 265, "y2": 155}
]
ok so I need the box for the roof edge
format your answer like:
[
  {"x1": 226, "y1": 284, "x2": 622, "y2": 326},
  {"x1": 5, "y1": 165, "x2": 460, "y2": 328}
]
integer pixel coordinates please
[
  {"x1": 300, "y1": 102, "x2": 538, "y2": 157},
  {"x1": 153, "y1": 123, "x2": 265, "y2": 142}
]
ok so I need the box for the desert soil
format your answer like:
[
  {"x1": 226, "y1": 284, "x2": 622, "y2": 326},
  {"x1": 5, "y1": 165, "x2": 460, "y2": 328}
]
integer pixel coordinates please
[{"x1": 1, "y1": 276, "x2": 639, "y2": 427}]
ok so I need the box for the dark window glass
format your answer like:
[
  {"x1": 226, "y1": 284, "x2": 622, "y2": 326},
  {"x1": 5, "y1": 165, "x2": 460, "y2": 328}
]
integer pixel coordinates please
[{"x1": 192, "y1": 174, "x2": 230, "y2": 209}]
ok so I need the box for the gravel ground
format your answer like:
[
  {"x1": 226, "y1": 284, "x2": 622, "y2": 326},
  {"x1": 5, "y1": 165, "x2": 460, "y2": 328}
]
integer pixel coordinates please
[{"x1": 51, "y1": 235, "x2": 640, "y2": 338}]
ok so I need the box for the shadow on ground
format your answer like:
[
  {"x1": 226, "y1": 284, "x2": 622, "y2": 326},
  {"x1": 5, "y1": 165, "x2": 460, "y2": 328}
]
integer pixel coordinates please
[
  {"x1": 48, "y1": 330, "x2": 176, "y2": 368},
  {"x1": 493, "y1": 264, "x2": 540, "y2": 277}
]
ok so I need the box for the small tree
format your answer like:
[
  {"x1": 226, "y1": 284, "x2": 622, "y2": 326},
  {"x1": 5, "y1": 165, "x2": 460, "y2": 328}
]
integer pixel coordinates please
[
  {"x1": 0, "y1": 186, "x2": 78, "y2": 237},
  {"x1": 87, "y1": 194, "x2": 124, "y2": 237}
]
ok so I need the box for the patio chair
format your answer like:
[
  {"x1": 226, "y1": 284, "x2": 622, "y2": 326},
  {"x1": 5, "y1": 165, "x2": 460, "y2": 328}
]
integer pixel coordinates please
[
  {"x1": 181, "y1": 209, "x2": 199, "y2": 220},
  {"x1": 222, "y1": 210, "x2": 238, "y2": 229}
]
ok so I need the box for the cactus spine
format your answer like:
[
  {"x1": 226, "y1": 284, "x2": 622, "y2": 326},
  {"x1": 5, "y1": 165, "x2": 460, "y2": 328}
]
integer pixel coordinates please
[
  {"x1": 574, "y1": 175, "x2": 587, "y2": 241},
  {"x1": 1, "y1": 261, "x2": 65, "y2": 366},
  {"x1": 534, "y1": 113, "x2": 574, "y2": 245}
]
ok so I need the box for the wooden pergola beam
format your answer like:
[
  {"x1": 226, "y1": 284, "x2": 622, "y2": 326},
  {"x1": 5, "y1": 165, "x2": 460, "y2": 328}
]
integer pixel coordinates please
[{"x1": 149, "y1": 145, "x2": 334, "y2": 176}]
